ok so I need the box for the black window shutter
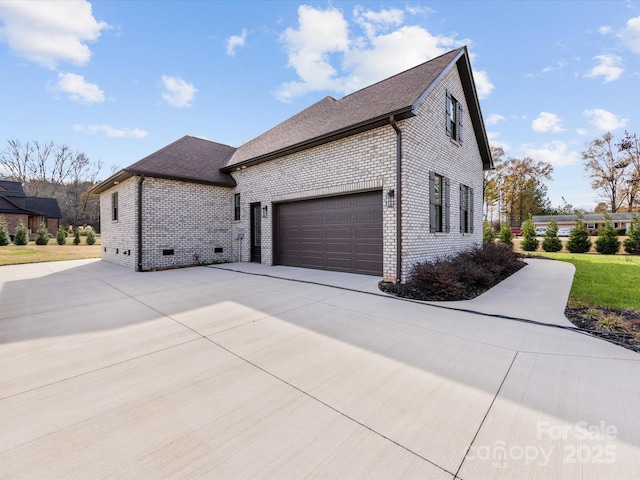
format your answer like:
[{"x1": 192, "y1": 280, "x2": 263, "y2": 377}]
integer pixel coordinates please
[
  {"x1": 444, "y1": 177, "x2": 450, "y2": 233},
  {"x1": 469, "y1": 187, "x2": 474, "y2": 233},
  {"x1": 459, "y1": 184, "x2": 464, "y2": 233},
  {"x1": 457, "y1": 103, "x2": 463, "y2": 143},
  {"x1": 429, "y1": 171, "x2": 436, "y2": 233},
  {"x1": 445, "y1": 90, "x2": 451, "y2": 137}
]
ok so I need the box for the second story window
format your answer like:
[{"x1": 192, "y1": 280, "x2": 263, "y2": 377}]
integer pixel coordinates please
[
  {"x1": 234, "y1": 193, "x2": 241, "y2": 221},
  {"x1": 446, "y1": 90, "x2": 463, "y2": 143}
]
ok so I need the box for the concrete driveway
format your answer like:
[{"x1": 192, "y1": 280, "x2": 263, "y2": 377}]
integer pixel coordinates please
[{"x1": 1, "y1": 259, "x2": 639, "y2": 479}]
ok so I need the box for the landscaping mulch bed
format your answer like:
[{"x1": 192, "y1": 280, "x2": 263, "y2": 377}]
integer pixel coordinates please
[{"x1": 565, "y1": 306, "x2": 640, "y2": 349}]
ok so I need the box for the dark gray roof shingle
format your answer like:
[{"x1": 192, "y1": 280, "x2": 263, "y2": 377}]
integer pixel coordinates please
[{"x1": 224, "y1": 47, "x2": 490, "y2": 169}]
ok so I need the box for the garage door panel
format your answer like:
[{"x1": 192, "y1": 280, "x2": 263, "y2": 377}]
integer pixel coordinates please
[{"x1": 276, "y1": 191, "x2": 382, "y2": 276}]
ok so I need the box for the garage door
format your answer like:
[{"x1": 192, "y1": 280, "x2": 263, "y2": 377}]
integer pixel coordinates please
[{"x1": 276, "y1": 190, "x2": 383, "y2": 276}]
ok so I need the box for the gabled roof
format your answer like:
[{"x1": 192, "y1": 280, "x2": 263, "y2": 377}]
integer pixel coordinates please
[
  {"x1": 224, "y1": 46, "x2": 492, "y2": 171},
  {"x1": 0, "y1": 193, "x2": 62, "y2": 218},
  {"x1": 92, "y1": 135, "x2": 237, "y2": 194},
  {"x1": 0, "y1": 180, "x2": 26, "y2": 197}
]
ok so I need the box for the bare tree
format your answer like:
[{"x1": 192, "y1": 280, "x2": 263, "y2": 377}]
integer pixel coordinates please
[
  {"x1": 617, "y1": 131, "x2": 640, "y2": 212},
  {"x1": 0, "y1": 139, "x2": 102, "y2": 226},
  {"x1": 582, "y1": 132, "x2": 627, "y2": 213}
]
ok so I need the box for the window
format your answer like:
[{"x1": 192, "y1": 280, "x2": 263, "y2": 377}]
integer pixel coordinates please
[
  {"x1": 429, "y1": 172, "x2": 450, "y2": 233},
  {"x1": 234, "y1": 193, "x2": 241, "y2": 221},
  {"x1": 111, "y1": 192, "x2": 118, "y2": 221},
  {"x1": 460, "y1": 184, "x2": 474, "y2": 233},
  {"x1": 445, "y1": 90, "x2": 463, "y2": 143}
]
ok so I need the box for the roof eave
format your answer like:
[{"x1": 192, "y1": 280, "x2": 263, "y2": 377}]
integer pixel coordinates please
[
  {"x1": 125, "y1": 168, "x2": 236, "y2": 188},
  {"x1": 222, "y1": 107, "x2": 415, "y2": 172}
]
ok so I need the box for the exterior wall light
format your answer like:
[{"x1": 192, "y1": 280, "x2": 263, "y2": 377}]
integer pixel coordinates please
[
  {"x1": 386, "y1": 189, "x2": 395, "y2": 208},
  {"x1": 262, "y1": 205, "x2": 268, "y2": 218}
]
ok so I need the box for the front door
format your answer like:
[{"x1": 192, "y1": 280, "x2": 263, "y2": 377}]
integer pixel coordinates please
[{"x1": 250, "y1": 202, "x2": 262, "y2": 263}]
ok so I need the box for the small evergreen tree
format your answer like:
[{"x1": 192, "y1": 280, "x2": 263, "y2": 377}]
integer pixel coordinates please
[
  {"x1": 498, "y1": 222, "x2": 513, "y2": 249},
  {"x1": 73, "y1": 228, "x2": 81, "y2": 245},
  {"x1": 542, "y1": 219, "x2": 563, "y2": 252},
  {"x1": 86, "y1": 228, "x2": 96, "y2": 245},
  {"x1": 482, "y1": 220, "x2": 495, "y2": 245},
  {"x1": 0, "y1": 215, "x2": 10, "y2": 246},
  {"x1": 624, "y1": 215, "x2": 640, "y2": 255},
  {"x1": 595, "y1": 214, "x2": 620, "y2": 254},
  {"x1": 35, "y1": 222, "x2": 50, "y2": 245},
  {"x1": 566, "y1": 212, "x2": 591, "y2": 253},
  {"x1": 56, "y1": 227, "x2": 67, "y2": 245},
  {"x1": 520, "y1": 215, "x2": 538, "y2": 252},
  {"x1": 13, "y1": 219, "x2": 28, "y2": 245}
]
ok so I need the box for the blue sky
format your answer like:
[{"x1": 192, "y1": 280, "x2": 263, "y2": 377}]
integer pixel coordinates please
[{"x1": 0, "y1": 0, "x2": 638, "y2": 210}]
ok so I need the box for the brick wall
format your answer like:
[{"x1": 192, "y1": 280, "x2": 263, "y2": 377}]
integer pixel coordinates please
[
  {"x1": 2, "y1": 214, "x2": 27, "y2": 237},
  {"x1": 100, "y1": 176, "x2": 233, "y2": 270},
  {"x1": 228, "y1": 126, "x2": 398, "y2": 280},
  {"x1": 402, "y1": 67, "x2": 484, "y2": 278}
]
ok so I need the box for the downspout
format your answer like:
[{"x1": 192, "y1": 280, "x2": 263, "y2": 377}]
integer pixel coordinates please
[
  {"x1": 137, "y1": 174, "x2": 145, "y2": 272},
  {"x1": 389, "y1": 116, "x2": 402, "y2": 284}
]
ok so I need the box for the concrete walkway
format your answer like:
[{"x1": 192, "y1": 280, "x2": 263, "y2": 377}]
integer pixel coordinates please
[{"x1": 1, "y1": 258, "x2": 639, "y2": 479}]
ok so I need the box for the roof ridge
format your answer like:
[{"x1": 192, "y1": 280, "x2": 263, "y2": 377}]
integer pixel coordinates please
[{"x1": 339, "y1": 47, "x2": 465, "y2": 101}]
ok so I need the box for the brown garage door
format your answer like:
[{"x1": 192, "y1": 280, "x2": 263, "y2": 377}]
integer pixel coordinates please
[{"x1": 276, "y1": 191, "x2": 383, "y2": 276}]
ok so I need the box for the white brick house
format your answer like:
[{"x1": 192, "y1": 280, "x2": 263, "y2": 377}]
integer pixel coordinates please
[{"x1": 92, "y1": 47, "x2": 492, "y2": 283}]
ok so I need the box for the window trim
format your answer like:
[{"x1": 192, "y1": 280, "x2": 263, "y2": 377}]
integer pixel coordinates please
[
  {"x1": 459, "y1": 184, "x2": 474, "y2": 233},
  {"x1": 445, "y1": 90, "x2": 463, "y2": 144},
  {"x1": 234, "y1": 193, "x2": 241, "y2": 221},
  {"x1": 430, "y1": 172, "x2": 450, "y2": 233},
  {"x1": 111, "y1": 192, "x2": 118, "y2": 222}
]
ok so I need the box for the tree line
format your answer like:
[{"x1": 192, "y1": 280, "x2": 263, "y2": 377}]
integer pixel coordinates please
[
  {"x1": 484, "y1": 130, "x2": 640, "y2": 227},
  {"x1": 0, "y1": 139, "x2": 105, "y2": 229}
]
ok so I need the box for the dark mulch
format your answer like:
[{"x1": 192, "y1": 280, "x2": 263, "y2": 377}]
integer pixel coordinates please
[{"x1": 565, "y1": 306, "x2": 640, "y2": 349}]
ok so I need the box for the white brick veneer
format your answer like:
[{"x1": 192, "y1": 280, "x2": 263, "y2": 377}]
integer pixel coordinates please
[
  {"x1": 229, "y1": 126, "x2": 398, "y2": 280},
  {"x1": 99, "y1": 65, "x2": 485, "y2": 281},
  {"x1": 100, "y1": 177, "x2": 233, "y2": 270}
]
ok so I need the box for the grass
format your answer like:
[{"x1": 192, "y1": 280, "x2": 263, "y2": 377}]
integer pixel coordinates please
[
  {"x1": 534, "y1": 251, "x2": 640, "y2": 310},
  {"x1": 0, "y1": 237, "x2": 101, "y2": 266}
]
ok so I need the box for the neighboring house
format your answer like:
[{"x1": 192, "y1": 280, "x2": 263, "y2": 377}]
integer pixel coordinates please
[
  {"x1": 0, "y1": 180, "x2": 62, "y2": 239},
  {"x1": 92, "y1": 46, "x2": 492, "y2": 282},
  {"x1": 533, "y1": 213, "x2": 636, "y2": 235}
]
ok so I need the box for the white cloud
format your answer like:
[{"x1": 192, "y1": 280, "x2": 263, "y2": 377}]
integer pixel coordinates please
[
  {"x1": 226, "y1": 29, "x2": 247, "y2": 57},
  {"x1": 487, "y1": 131, "x2": 510, "y2": 151},
  {"x1": 522, "y1": 141, "x2": 580, "y2": 167},
  {"x1": 485, "y1": 113, "x2": 505, "y2": 125},
  {"x1": 598, "y1": 26, "x2": 612, "y2": 35},
  {"x1": 576, "y1": 128, "x2": 588, "y2": 135},
  {"x1": 584, "y1": 54, "x2": 624, "y2": 82},
  {"x1": 532, "y1": 112, "x2": 564, "y2": 133},
  {"x1": 161, "y1": 75, "x2": 197, "y2": 108},
  {"x1": 472, "y1": 70, "x2": 494, "y2": 99},
  {"x1": 542, "y1": 59, "x2": 566, "y2": 73},
  {"x1": 275, "y1": 5, "x2": 486, "y2": 102},
  {"x1": 0, "y1": 0, "x2": 109, "y2": 69},
  {"x1": 53, "y1": 72, "x2": 104, "y2": 103},
  {"x1": 73, "y1": 124, "x2": 148, "y2": 138},
  {"x1": 619, "y1": 16, "x2": 640, "y2": 54},
  {"x1": 584, "y1": 109, "x2": 629, "y2": 131}
]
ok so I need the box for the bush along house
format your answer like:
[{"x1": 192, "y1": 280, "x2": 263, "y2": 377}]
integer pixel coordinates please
[{"x1": 91, "y1": 46, "x2": 492, "y2": 283}]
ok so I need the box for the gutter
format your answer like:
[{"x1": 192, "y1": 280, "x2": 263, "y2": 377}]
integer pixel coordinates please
[
  {"x1": 137, "y1": 174, "x2": 145, "y2": 272},
  {"x1": 389, "y1": 116, "x2": 402, "y2": 284}
]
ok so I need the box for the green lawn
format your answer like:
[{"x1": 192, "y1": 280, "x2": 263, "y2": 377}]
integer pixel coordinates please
[
  {"x1": 537, "y1": 252, "x2": 640, "y2": 310},
  {"x1": 0, "y1": 237, "x2": 101, "y2": 266}
]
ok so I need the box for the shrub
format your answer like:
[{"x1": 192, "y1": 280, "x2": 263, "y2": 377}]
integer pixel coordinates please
[
  {"x1": 498, "y1": 222, "x2": 513, "y2": 249},
  {"x1": 403, "y1": 243, "x2": 524, "y2": 301},
  {"x1": 56, "y1": 227, "x2": 67, "y2": 245},
  {"x1": 566, "y1": 212, "x2": 591, "y2": 253},
  {"x1": 73, "y1": 228, "x2": 81, "y2": 245},
  {"x1": 86, "y1": 228, "x2": 96, "y2": 245},
  {"x1": 624, "y1": 215, "x2": 640, "y2": 255},
  {"x1": 35, "y1": 222, "x2": 50, "y2": 245},
  {"x1": 594, "y1": 214, "x2": 620, "y2": 255},
  {"x1": 13, "y1": 219, "x2": 28, "y2": 245},
  {"x1": 542, "y1": 219, "x2": 563, "y2": 252},
  {"x1": 482, "y1": 220, "x2": 495, "y2": 245},
  {"x1": 520, "y1": 215, "x2": 538, "y2": 252},
  {"x1": 0, "y1": 215, "x2": 9, "y2": 246}
]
